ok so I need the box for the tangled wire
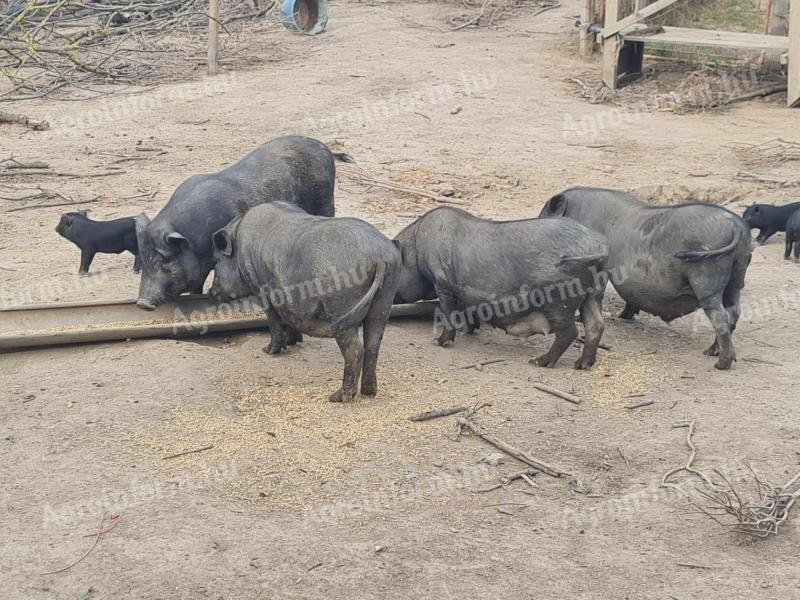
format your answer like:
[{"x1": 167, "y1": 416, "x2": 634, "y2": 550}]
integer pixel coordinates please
[{"x1": 0, "y1": 0, "x2": 273, "y2": 101}]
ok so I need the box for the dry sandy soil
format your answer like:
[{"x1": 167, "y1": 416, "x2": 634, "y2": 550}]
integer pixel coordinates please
[{"x1": 2, "y1": 1, "x2": 800, "y2": 598}]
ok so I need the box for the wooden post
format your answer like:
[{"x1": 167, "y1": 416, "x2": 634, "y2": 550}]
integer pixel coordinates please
[
  {"x1": 790, "y1": 0, "x2": 800, "y2": 106},
  {"x1": 601, "y1": 0, "x2": 620, "y2": 89},
  {"x1": 580, "y1": 0, "x2": 596, "y2": 56},
  {"x1": 208, "y1": 0, "x2": 219, "y2": 76}
]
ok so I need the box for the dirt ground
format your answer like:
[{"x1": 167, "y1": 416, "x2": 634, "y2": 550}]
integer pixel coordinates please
[{"x1": 2, "y1": 1, "x2": 800, "y2": 598}]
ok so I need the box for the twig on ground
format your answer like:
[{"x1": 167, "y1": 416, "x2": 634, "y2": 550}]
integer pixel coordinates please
[
  {"x1": 0, "y1": 111, "x2": 49, "y2": 130},
  {"x1": 531, "y1": 382, "x2": 581, "y2": 405},
  {"x1": 6, "y1": 196, "x2": 100, "y2": 213},
  {"x1": 457, "y1": 417, "x2": 570, "y2": 478},
  {"x1": 660, "y1": 420, "x2": 716, "y2": 497},
  {"x1": 39, "y1": 513, "x2": 118, "y2": 575},
  {"x1": 474, "y1": 467, "x2": 539, "y2": 493},
  {"x1": 625, "y1": 400, "x2": 654, "y2": 410},
  {"x1": 337, "y1": 161, "x2": 466, "y2": 205},
  {"x1": 462, "y1": 358, "x2": 506, "y2": 370},
  {"x1": 409, "y1": 406, "x2": 467, "y2": 422},
  {"x1": 163, "y1": 444, "x2": 214, "y2": 460}
]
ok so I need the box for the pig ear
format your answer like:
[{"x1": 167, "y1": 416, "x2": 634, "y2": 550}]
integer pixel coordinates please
[
  {"x1": 78, "y1": 209, "x2": 89, "y2": 217},
  {"x1": 213, "y1": 230, "x2": 234, "y2": 256},
  {"x1": 546, "y1": 194, "x2": 568, "y2": 217},
  {"x1": 165, "y1": 231, "x2": 189, "y2": 251}
]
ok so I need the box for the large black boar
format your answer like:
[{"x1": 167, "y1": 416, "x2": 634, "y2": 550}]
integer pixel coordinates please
[
  {"x1": 135, "y1": 136, "x2": 350, "y2": 310},
  {"x1": 743, "y1": 201, "x2": 800, "y2": 244},
  {"x1": 540, "y1": 187, "x2": 752, "y2": 370},
  {"x1": 209, "y1": 202, "x2": 401, "y2": 402},
  {"x1": 393, "y1": 207, "x2": 610, "y2": 370}
]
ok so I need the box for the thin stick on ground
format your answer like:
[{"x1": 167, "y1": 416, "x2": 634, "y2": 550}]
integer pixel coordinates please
[
  {"x1": 474, "y1": 467, "x2": 539, "y2": 493},
  {"x1": 163, "y1": 444, "x2": 214, "y2": 460},
  {"x1": 409, "y1": 406, "x2": 467, "y2": 422},
  {"x1": 6, "y1": 196, "x2": 100, "y2": 213},
  {"x1": 461, "y1": 358, "x2": 506, "y2": 370},
  {"x1": 660, "y1": 420, "x2": 716, "y2": 497},
  {"x1": 39, "y1": 512, "x2": 118, "y2": 575},
  {"x1": 337, "y1": 161, "x2": 466, "y2": 205},
  {"x1": 457, "y1": 417, "x2": 570, "y2": 478},
  {"x1": 531, "y1": 382, "x2": 581, "y2": 405}
]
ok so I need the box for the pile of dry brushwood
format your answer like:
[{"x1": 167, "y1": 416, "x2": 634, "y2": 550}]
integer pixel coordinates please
[{"x1": 0, "y1": 0, "x2": 273, "y2": 101}]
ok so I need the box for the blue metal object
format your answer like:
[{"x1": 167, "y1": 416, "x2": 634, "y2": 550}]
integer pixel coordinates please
[{"x1": 280, "y1": 0, "x2": 328, "y2": 35}]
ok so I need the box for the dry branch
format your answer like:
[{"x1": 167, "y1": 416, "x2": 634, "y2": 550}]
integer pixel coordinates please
[
  {"x1": 660, "y1": 420, "x2": 715, "y2": 496},
  {"x1": 409, "y1": 406, "x2": 467, "y2": 422},
  {"x1": 457, "y1": 417, "x2": 570, "y2": 478},
  {"x1": 0, "y1": 0, "x2": 275, "y2": 101},
  {"x1": 474, "y1": 468, "x2": 539, "y2": 493},
  {"x1": 531, "y1": 382, "x2": 581, "y2": 405},
  {"x1": 337, "y1": 162, "x2": 466, "y2": 205},
  {"x1": 0, "y1": 111, "x2": 49, "y2": 130},
  {"x1": 696, "y1": 470, "x2": 800, "y2": 538}
]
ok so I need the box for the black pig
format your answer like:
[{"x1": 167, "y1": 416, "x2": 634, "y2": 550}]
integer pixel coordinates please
[
  {"x1": 785, "y1": 209, "x2": 800, "y2": 261},
  {"x1": 56, "y1": 210, "x2": 140, "y2": 275},
  {"x1": 743, "y1": 201, "x2": 800, "y2": 244}
]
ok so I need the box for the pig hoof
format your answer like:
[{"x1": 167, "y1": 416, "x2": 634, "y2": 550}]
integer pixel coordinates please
[
  {"x1": 329, "y1": 389, "x2": 356, "y2": 403},
  {"x1": 287, "y1": 330, "x2": 303, "y2": 345},
  {"x1": 361, "y1": 381, "x2": 378, "y2": 396},
  {"x1": 714, "y1": 359, "x2": 733, "y2": 370},
  {"x1": 574, "y1": 357, "x2": 595, "y2": 370},
  {"x1": 263, "y1": 341, "x2": 285, "y2": 355},
  {"x1": 531, "y1": 355, "x2": 557, "y2": 368},
  {"x1": 436, "y1": 330, "x2": 456, "y2": 346}
]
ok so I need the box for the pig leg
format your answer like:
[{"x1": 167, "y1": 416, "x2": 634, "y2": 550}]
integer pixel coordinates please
[
  {"x1": 132, "y1": 253, "x2": 142, "y2": 274},
  {"x1": 532, "y1": 312, "x2": 578, "y2": 368},
  {"x1": 360, "y1": 316, "x2": 387, "y2": 396},
  {"x1": 756, "y1": 227, "x2": 776, "y2": 245},
  {"x1": 619, "y1": 302, "x2": 639, "y2": 320},
  {"x1": 286, "y1": 328, "x2": 303, "y2": 346},
  {"x1": 697, "y1": 293, "x2": 735, "y2": 370},
  {"x1": 79, "y1": 248, "x2": 95, "y2": 275},
  {"x1": 330, "y1": 327, "x2": 363, "y2": 402},
  {"x1": 434, "y1": 285, "x2": 459, "y2": 346},
  {"x1": 794, "y1": 240, "x2": 800, "y2": 261},
  {"x1": 575, "y1": 294, "x2": 605, "y2": 370},
  {"x1": 263, "y1": 305, "x2": 289, "y2": 355},
  {"x1": 785, "y1": 234, "x2": 794, "y2": 260}
]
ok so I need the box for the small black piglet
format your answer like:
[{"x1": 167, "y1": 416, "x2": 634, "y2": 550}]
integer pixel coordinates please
[
  {"x1": 742, "y1": 201, "x2": 800, "y2": 245},
  {"x1": 56, "y1": 210, "x2": 140, "y2": 275}
]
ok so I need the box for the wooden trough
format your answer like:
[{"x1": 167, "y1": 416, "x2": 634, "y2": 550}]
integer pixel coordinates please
[{"x1": 0, "y1": 295, "x2": 438, "y2": 351}]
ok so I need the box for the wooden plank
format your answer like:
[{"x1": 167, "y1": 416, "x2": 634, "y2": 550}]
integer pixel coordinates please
[
  {"x1": 790, "y1": 0, "x2": 800, "y2": 106},
  {"x1": 208, "y1": 0, "x2": 219, "y2": 75},
  {"x1": 580, "y1": 0, "x2": 596, "y2": 56},
  {"x1": 601, "y1": 0, "x2": 620, "y2": 89},
  {"x1": 623, "y1": 25, "x2": 790, "y2": 51},
  {"x1": 602, "y1": 0, "x2": 681, "y2": 38}
]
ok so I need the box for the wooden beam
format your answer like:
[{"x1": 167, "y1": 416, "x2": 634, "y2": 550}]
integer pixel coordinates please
[
  {"x1": 602, "y1": 0, "x2": 681, "y2": 38},
  {"x1": 602, "y1": 0, "x2": 620, "y2": 89},
  {"x1": 790, "y1": 0, "x2": 800, "y2": 106},
  {"x1": 208, "y1": 0, "x2": 219, "y2": 76},
  {"x1": 580, "y1": 0, "x2": 596, "y2": 56}
]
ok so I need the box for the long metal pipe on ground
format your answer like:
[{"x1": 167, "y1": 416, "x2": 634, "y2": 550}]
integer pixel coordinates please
[{"x1": 0, "y1": 295, "x2": 438, "y2": 352}]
